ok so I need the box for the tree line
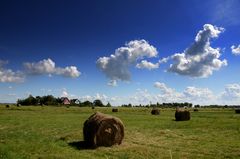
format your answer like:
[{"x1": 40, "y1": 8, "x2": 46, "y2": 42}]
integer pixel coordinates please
[
  {"x1": 121, "y1": 102, "x2": 193, "y2": 108},
  {"x1": 17, "y1": 95, "x2": 111, "y2": 107}
]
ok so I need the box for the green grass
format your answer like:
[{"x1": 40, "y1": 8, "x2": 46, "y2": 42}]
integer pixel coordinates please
[{"x1": 0, "y1": 106, "x2": 239, "y2": 159}]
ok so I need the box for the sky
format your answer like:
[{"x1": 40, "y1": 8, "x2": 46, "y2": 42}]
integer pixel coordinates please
[{"x1": 0, "y1": 0, "x2": 240, "y2": 106}]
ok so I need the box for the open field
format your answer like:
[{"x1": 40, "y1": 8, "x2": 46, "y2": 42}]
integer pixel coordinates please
[{"x1": 0, "y1": 106, "x2": 239, "y2": 159}]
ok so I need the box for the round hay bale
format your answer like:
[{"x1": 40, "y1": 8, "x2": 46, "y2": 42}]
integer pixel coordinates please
[
  {"x1": 151, "y1": 108, "x2": 160, "y2": 115},
  {"x1": 92, "y1": 106, "x2": 95, "y2": 109},
  {"x1": 193, "y1": 108, "x2": 199, "y2": 112},
  {"x1": 235, "y1": 109, "x2": 240, "y2": 114},
  {"x1": 83, "y1": 112, "x2": 124, "y2": 148},
  {"x1": 17, "y1": 104, "x2": 21, "y2": 107},
  {"x1": 175, "y1": 110, "x2": 190, "y2": 121},
  {"x1": 112, "y1": 108, "x2": 118, "y2": 112},
  {"x1": 6, "y1": 105, "x2": 10, "y2": 108}
]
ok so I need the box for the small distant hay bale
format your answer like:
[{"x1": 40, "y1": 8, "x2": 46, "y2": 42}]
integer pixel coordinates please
[
  {"x1": 17, "y1": 104, "x2": 21, "y2": 107},
  {"x1": 83, "y1": 112, "x2": 124, "y2": 148},
  {"x1": 112, "y1": 108, "x2": 118, "y2": 112},
  {"x1": 175, "y1": 109, "x2": 190, "y2": 121},
  {"x1": 92, "y1": 106, "x2": 95, "y2": 109},
  {"x1": 193, "y1": 108, "x2": 199, "y2": 112},
  {"x1": 151, "y1": 108, "x2": 160, "y2": 115},
  {"x1": 235, "y1": 109, "x2": 240, "y2": 114},
  {"x1": 5, "y1": 105, "x2": 10, "y2": 108}
]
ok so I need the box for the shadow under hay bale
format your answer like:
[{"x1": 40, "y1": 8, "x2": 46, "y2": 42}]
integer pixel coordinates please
[
  {"x1": 112, "y1": 108, "x2": 118, "y2": 112},
  {"x1": 235, "y1": 109, "x2": 240, "y2": 114},
  {"x1": 151, "y1": 108, "x2": 160, "y2": 115},
  {"x1": 83, "y1": 112, "x2": 124, "y2": 148},
  {"x1": 175, "y1": 109, "x2": 190, "y2": 121},
  {"x1": 68, "y1": 141, "x2": 93, "y2": 150}
]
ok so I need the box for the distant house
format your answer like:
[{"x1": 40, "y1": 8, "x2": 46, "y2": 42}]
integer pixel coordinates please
[{"x1": 61, "y1": 97, "x2": 70, "y2": 105}]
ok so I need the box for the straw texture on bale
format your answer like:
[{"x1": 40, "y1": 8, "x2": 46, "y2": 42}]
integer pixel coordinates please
[
  {"x1": 235, "y1": 109, "x2": 240, "y2": 114},
  {"x1": 175, "y1": 110, "x2": 190, "y2": 121},
  {"x1": 83, "y1": 112, "x2": 124, "y2": 148},
  {"x1": 151, "y1": 108, "x2": 160, "y2": 115},
  {"x1": 112, "y1": 108, "x2": 118, "y2": 112}
]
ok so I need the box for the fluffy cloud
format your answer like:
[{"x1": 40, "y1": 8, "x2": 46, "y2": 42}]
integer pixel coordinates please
[
  {"x1": 154, "y1": 82, "x2": 175, "y2": 94},
  {"x1": 0, "y1": 60, "x2": 24, "y2": 83},
  {"x1": 183, "y1": 86, "x2": 215, "y2": 104},
  {"x1": 129, "y1": 83, "x2": 240, "y2": 105},
  {"x1": 24, "y1": 58, "x2": 81, "y2": 78},
  {"x1": 136, "y1": 60, "x2": 159, "y2": 70},
  {"x1": 231, "y1": 45, "x2": 240, "y2": 55},
  {"x1": 61, "y1": 90, "x2": 69, "y2": 97},
  {"x1": 154, "y1": 82, "x2": 184, "y2": 103},
  {"x1": 79, "y1": 93, "x2": 115, "y2": 105},
  {"x1": 153, "y1": 82, "x2": 218, "y2": 104},
  {"x1": 108, "y1": 80, "x2": 117, "y2": 87},
  {"x1": 159, "y1": 57, "x2": 170, "y2": 64},
  {"x1": 55, "y1": 66, "x2": 80, "y2": 78},
  {"x1": 221, "y1": 83, "x2": 240, "y2": 99},
  {"x1": 96, "y1": 39, "x2": 158, "y2": 82},
  {"x1": 168, "y1": 24, "x2": 227, "y2": 78}
]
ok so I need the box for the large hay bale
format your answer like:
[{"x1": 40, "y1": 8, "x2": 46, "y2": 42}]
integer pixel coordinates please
[
  {"x1": 193, "y1": 108, "x2": 199, "y2": 112},
  {"x1": 175, "y1": 110, "x2": 190, "y2": 121},
  {"x1": 83, "y1": 112, "x2": 124, "y2": 148},
  {"x1": 151, "y1": 108, "x2": 160, "y2": 115},
  {"x1": 112, "y1": 108, "x2": 118, "y2": 112},
  {"x1": 235, "y1": 109, "x2": 240, "y2": 114}
]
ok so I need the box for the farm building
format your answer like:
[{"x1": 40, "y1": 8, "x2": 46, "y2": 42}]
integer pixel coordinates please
[{"x1": 61, "y1": 97, "x2": 70, "y2": 105}]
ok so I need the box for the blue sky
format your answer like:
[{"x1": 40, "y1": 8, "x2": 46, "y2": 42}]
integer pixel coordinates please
[{"x1": 0, "y1": 0, "x2": 240, "y2": 105}]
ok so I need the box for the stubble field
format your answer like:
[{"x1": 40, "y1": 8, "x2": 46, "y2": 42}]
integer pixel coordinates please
[{"x1": 0, "y1": 106, "x2": 239, "y2": 159}]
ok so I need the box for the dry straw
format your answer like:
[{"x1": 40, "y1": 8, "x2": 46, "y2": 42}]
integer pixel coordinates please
[
  {"x1": 235, "y1": 109, "x2": 240, "y2": 114},
  {"x1": 112, "y1": 108, "x2": 118, "y2": 112},
  {"x1": 151, "y1": 108, "x2": 160, "y2": 115},
  {"x1": 175, "y1": 108, "x2": 191, "y2": 121},
  {"x1": 83, "y1": 112, "x2": 124, "y2": 148}
]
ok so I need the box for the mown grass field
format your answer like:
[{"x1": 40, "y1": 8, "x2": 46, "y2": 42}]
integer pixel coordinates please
[{"x1": 0, "y1": 106, "x2": 239, "y2": 159}]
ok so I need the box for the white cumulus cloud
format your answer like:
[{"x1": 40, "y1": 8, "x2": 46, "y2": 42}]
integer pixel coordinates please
[
  {"x1": 0, "y1": 60, "x2": 25, "y2": 83},
  {"x1": 221, "y1": 83, "x2": 240, "y2": 99},
  {"x1": 168, "y1": 24, "x2": 227, "y2": 78},
  {"x1": 231, "y1": 45, "x2": 240, "y2": 55},
  {"x1": 154, "y1": 82, "x2": 175, "y2": 94},
  {"x1": 108, "y1": 80, "x2": 117, "y2": 87},
  {"x1": 136, "y1": 60, "x2": 159, "y2": 70},
  {"x1": 154, "y1": 82, "x2": 218, "y2": 105},
  {"x1": 183, "y1": 86, "x2": 215, "y2": 104},
  {"x1": 79, "y1": 93, "x2": 115, "y2": 105},
  {"x1": 24, "y1": 58, "x2": 81, "y2": 78},
  {"x1": 154, "y1": 82, "x2": 184, "y2": 103},
  {"x1": 96, "y1": 39, "x2": 158, "y2": 82},
  {"x1": 61, "y1": 90, "x2": 69, "y2": 97}
]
